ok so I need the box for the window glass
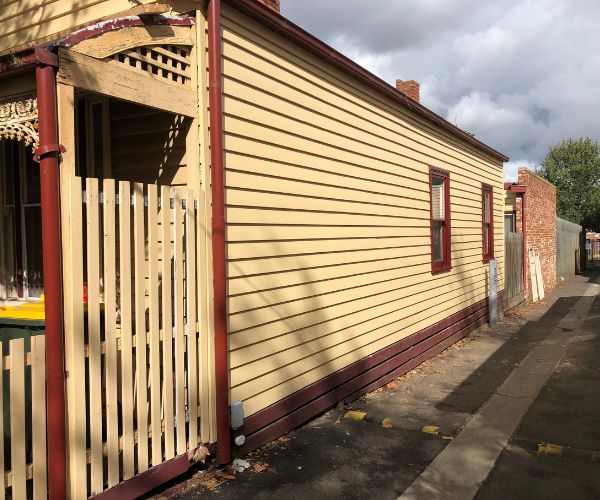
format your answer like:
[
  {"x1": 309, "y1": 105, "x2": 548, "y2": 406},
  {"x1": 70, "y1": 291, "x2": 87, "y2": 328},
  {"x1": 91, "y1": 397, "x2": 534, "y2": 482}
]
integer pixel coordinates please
[{"x1": 430, "y1": 168, "x2": 451, "y2": 272}]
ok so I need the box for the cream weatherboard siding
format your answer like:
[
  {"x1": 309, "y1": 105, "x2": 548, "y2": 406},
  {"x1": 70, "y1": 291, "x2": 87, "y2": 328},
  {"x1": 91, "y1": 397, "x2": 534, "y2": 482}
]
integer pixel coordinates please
[
  {"x1": 1, "y1": 0, "x2": 138, "y2": 54},
  {"x1": 219, "y1": 5, "x2": 505, "y2": 417},
  {"x1": 505, "y1": 190, "x2": 517, "y2": 213}
]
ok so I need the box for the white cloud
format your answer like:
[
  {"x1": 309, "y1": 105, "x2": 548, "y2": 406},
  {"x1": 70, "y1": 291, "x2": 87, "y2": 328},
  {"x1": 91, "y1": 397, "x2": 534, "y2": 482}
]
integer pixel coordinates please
[
  {"x1": 282, "y1": 0, "x2": 600, "y2": 164},
  {"x1": 504, "y1": 160, "x2": 539, "y2": 182}
]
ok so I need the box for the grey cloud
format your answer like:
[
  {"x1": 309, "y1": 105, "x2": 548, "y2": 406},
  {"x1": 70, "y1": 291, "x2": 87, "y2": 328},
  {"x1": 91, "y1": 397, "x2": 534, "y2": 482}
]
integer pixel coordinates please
[{"x1": 281, "y1": 0, "x2": 600, "y2": 178}]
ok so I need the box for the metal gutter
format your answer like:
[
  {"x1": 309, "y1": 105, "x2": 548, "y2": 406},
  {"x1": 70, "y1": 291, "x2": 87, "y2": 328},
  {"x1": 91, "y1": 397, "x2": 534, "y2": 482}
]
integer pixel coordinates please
[
  {"x1": 208, "y1": 0, "x2": 232, "y2": 465},
  {"x1": 226, "y1": 0, "x2": 509, "y2": 163},
  {"x1": 34, "y1": 46, "x2": 67, "y2": 500}
]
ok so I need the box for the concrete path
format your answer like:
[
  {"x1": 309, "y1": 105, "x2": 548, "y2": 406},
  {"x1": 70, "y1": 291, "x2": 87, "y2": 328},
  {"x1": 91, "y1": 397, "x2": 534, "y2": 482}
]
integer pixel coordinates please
[
  {"x1": 401, "y1": 277, "x2": 599, "y2": 499},
  {"x1": 157, "y1": 270, "x2": 600, "y2": 500}
]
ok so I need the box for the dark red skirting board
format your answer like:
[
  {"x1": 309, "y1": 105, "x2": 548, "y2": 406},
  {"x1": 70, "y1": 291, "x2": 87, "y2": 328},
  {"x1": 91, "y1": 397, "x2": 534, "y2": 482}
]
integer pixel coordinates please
[
  {"x1": 238, "y1": 293, "x2": 503, "y2": 455},
  {"x1": 91, "y1": 455, "x2": 191, "y2": 499}
]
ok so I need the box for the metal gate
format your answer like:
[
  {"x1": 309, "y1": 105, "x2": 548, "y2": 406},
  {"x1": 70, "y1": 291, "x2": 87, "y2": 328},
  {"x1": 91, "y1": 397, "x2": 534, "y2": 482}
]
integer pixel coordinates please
[
  {"x1": 504, "y1": 232, "x2": 524, "y2": 310},
  {"x1": 587, "y1": 238, "x2": 600, "y2": 265}
]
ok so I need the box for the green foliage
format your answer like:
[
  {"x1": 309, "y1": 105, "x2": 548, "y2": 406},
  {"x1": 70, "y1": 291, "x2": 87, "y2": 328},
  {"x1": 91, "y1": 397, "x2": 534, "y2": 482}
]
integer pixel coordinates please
[{"x1": 538, "y1": 138, "x2": 600, "y2": 230}]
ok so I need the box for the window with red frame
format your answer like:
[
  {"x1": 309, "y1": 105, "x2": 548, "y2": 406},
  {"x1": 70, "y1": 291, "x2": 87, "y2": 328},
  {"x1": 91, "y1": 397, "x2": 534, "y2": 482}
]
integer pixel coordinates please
[
  {"x1": 429, "y1": 167, "x2": 451, "y2": 272},
  {"x1": 482, "y1": 184, "x2": 494, "y2": 262}
]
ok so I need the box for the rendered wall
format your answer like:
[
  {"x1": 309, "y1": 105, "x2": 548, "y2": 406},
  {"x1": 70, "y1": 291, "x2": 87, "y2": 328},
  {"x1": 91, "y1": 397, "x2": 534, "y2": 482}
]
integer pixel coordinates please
[{"x1": 219, "y1": 4, "x2": 505, "y2": 417}]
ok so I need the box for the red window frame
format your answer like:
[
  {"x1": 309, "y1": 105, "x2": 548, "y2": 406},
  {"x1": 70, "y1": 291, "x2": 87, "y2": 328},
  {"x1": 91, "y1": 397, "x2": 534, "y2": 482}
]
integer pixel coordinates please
[
  {"x1": 429, "y1": 166, "x2": 451, "y2": 273},
  {"x1": 482, "y1": 183, "x2": 494, "y2": 263}
]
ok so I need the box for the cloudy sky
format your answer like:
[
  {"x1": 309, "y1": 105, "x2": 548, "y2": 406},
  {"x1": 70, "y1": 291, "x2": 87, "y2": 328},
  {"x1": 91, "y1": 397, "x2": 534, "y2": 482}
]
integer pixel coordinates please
[{"x1": 281, "y1": 0, "x2": 600, "y2": 180}]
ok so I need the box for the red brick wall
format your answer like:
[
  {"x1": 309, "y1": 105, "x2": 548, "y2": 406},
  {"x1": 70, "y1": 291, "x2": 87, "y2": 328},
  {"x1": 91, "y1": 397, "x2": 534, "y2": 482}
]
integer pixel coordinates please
[
  {"x1": 519, "y1": 168, "x2": 557, "y2": 295},
  {"x1": 256, "y1": 0, "x2": 281, "y2": 13}
]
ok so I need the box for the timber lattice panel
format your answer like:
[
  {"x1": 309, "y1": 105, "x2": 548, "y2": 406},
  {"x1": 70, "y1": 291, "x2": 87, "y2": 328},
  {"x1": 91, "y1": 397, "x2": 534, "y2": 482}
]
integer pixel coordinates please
[{"x1": 108, "y1": 45, "x2": 192, "y2": 87}]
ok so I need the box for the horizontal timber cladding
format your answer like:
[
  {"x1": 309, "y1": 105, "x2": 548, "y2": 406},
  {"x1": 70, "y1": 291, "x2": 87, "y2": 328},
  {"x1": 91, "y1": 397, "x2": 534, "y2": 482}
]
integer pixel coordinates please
[
  {"x1": 0, "y1": 0, "x2": 172, "y2": 55},
  {"x1": 238, "y1": 294, "x2": 502, "y2": 454},
  {"x1": 110, "y1": 99, "x2": 190, "y2": 187},
  {"x1": 220, "y1": 4, "x2": 505, "y2": 419},
  {"x1": 504, "y1": 190, "x2": 517, "y2": 212}
]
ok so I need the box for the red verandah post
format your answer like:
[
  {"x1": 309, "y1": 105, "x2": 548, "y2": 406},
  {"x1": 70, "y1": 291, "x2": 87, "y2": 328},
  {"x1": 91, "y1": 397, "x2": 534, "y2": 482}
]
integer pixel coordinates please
[
  {"x1": 35, "y1": 47, "x2": 67, "y2": 500},
  {"x1": 208, "y1": 0, "x2": 232, "y2": 465}
]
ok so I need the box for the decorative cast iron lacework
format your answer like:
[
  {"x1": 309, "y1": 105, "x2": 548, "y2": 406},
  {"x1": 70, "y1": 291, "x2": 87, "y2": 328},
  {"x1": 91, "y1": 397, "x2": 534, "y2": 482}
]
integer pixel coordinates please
[{"x1": 0, "y1": 93, "x2": 39, "y2": 149}]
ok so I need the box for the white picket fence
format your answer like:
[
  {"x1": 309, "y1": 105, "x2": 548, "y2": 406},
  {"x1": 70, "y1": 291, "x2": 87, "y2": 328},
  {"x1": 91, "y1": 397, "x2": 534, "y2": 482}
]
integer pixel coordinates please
[
  {"x1": 0, "y1": 336, "x2": 47, "y2": 499},
  {"x1": 61, "y1": 177, "x2": 209, "y2": 498}
]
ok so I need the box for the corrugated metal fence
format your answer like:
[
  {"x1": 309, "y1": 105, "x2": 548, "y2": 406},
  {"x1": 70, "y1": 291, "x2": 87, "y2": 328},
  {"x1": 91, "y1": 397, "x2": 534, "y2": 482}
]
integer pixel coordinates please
[
  {"x1": 504, "y1": 232, "x2": 524, "y2": 311},
  {"x1": 556, "y1": 217, "x2": 582, "y2": 281}
]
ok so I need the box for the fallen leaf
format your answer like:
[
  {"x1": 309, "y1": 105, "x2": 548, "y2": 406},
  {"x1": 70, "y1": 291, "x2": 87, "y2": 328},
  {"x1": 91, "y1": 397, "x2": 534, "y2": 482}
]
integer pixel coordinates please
[
  {"x1": 216, "y1": 469, "x2": 236, "y2": 481},
  {"x1": 386, "y1": 381, "x2": 399, "y2": 390},
  {"x1": 198, "y1": 477, "x2": 220, "y2": 491},
  {"x1": 253, "y1": 462, "x2": 271, "y2": 473},
  {"x1": 190, "y1": 445, "x2": 211, "y2": 464},
  {"x1": 381, "y1": 418, "x2": 393, "y2": 429},
  {"x1": 442, "y1": 436, "x2": 454, "y2": 441},
  {"x1": 278, "y1": 436, "x2": 290, "y2": 443}
]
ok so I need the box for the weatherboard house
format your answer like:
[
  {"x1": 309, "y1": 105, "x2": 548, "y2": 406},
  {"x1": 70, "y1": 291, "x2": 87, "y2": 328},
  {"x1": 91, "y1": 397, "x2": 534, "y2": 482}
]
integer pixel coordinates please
[{"x1": 0, "y1": 0, "x2": 507, "y2": 497}]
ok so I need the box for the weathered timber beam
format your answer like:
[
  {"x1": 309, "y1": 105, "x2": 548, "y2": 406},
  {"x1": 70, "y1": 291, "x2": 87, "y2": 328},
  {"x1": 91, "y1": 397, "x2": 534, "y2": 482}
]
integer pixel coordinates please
[{"x1": 57, "y1": 48, "x2": 196, "y2": 117}]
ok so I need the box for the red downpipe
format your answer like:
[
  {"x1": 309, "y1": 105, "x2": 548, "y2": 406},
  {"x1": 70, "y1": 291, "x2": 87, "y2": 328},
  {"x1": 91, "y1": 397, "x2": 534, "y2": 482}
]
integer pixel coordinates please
[
  {"x1": 35, "y1": 48, "x2": 67, "y2": 500},
  {"x1": 208, "y1": 0, "x2": 231, "y2": 465}
]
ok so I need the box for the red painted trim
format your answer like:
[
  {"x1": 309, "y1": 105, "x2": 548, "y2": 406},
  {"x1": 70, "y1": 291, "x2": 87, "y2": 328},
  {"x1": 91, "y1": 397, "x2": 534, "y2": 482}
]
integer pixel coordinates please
[
  {"x1": 482, "y1": 183, "x2": 494, "y2": 263},
  {"x1": 429, "y1": 166, "x2": 451, "y2": 273},
  {"x1": 0, "y1": 64, "x2": 35, "y2": 80},
  {"x1": 91, "y1": 455, "x2": 191, "y2": 499},
  {"x1": 509, "y1": 185, "x2": 526, "y2": 193},
  {"x1": 242, "y1": 297, "x2": 489, "y2": 435},
  {"x1": 35, "y1": 47, "x2": 67, "y2": 500},
  {"x1": 239, "y1": 294, "x2": 501, "y2": 454},
  {"x1": 54, "y1": 15, "x2": 195, "y2": 48},
  {"x1": 208, "y1": 0, "x2": 231, "y2": 465},
  {"x1": 224, "y1": 0, "x2": 508, "y2": 163}
]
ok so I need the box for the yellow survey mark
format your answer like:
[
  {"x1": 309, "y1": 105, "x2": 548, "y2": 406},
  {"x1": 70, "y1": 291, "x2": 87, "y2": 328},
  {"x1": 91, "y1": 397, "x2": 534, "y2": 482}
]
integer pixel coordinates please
[
  {"x1": 344, "y1": 410, "x2": 367, "y2": 421},
  {"x1": 422, "y1": 425, "x2": 440, "y2": 435},
  {"x1": 538, "y1": 442, "x2": 563, "y2": 456}
]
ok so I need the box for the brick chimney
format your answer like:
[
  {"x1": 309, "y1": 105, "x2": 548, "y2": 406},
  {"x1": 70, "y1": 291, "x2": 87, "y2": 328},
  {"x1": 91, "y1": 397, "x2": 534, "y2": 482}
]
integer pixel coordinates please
[
  {"x1": 396, "y1": 79, "x2": 420, "y2": 103},
  {"x1": 256, "y1": 0, "x2": 281, "y2": 13}
]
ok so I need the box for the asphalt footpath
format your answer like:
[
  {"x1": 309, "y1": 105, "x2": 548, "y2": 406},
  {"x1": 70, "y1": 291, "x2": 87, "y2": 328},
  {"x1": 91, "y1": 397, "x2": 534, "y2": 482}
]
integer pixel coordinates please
[{"x1": 155, "y1": 269, "x2": 600, "y2": 500}]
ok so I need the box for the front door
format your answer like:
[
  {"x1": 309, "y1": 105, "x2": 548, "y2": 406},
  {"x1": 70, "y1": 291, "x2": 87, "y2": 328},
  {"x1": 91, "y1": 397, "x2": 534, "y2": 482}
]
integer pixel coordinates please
[{"x1": 0, "y1": 140, "x2": 44, "y2": 300}]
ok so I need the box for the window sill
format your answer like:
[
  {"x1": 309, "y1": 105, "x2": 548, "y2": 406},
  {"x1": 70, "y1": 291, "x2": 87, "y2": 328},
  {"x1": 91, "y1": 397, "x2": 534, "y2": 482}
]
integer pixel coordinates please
[{"x1": 431, "y1": 264, "x2": 452, "y2": 274}]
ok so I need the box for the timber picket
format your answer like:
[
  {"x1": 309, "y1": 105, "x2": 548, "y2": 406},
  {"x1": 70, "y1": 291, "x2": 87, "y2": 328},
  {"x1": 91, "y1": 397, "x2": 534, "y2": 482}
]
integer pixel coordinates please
[
  {"x1": 174, "y1": 190, "x2": 187, "y2": 455},
  {"x1": 186, "y1": 189, "x2": 199, "y2": 449},
  {"x1": 55, "y1": 177, "x2": 204, "y2": 498},
  {"x1": 148, "y1": 185, "x2": 162, "y2": 466},
  {"x1": 103, "y1": 179, "x2": 120, "y2": 486},
  {"x1": 86, "y1": 177, "x2": 103, "y2": 494},
  {"x1": 9, "y1": 339, "x2": 26, "y2": 500},
  {"x1": 31, "y1": 337, "x2": 47, "y2": 500},
  {"x1": 134, "y1": 183, "x2": 149, "y2": 473},
  {"x1": 119, "y1": 180, "x2": 135, "y2": 480},
  {"x1": 161, "y1": 186, "x2": 176, "y2": 460}
]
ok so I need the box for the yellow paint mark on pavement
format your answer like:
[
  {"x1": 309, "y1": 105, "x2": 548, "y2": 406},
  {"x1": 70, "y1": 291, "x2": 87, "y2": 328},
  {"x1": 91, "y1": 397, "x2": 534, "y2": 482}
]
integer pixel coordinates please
[
  {"x1": 344, "y1": 411, "x2": 367, "y2": 421},
  {"x1": 421, "y1": 425, "x2": 440, "y2": 435},
  {"x1": 538, "y1": 442, "x2": 563, "y2": 456}
]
